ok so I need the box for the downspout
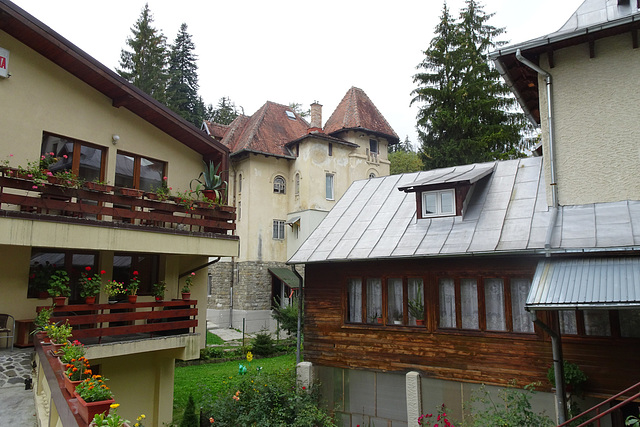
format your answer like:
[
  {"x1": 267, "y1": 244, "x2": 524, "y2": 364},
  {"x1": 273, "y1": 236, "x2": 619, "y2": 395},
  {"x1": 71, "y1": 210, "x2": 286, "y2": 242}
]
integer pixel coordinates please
[
  {"x1": 230, "y1": 166, "x2": 238, "y2": 329},
  {"x1": 291, "y1": 265, "x2": 304, "y2": 365},
  {"x1": 515, "y1": 49, "x2": 560, "y2": 257},
  {"x1": 517, "y1": 50, "x2": 566, "y2": 423},
  {"x1": 532, "y1": 312, "x2": 567, "y2": 424}
]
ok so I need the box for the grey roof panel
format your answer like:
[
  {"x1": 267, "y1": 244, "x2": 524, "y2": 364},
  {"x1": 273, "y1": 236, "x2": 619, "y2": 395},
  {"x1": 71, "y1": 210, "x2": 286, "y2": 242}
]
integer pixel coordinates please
[
  {"x1": 398, "y1": 162, "x2": 495, "y2": 191},
  {"x1": 527, "y1": 257, "x2": 640, "y2": 310}
]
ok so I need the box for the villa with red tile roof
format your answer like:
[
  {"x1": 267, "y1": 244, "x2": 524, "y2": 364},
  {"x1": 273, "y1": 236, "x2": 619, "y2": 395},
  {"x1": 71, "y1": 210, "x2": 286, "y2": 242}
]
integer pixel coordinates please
[{"x1": 202, "y1": 87, "x2": 399, "y2": 331}]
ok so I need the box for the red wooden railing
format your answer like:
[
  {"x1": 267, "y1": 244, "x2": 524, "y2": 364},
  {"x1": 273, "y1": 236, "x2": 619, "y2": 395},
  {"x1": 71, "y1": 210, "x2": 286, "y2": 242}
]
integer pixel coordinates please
[
  {"x1": 41, "y1": 300, "x2": 198, "y2": 344},
  {"x1": 558, "y1": 381, "x2": 640, "y2": 427},
  {"x1": 0, "y1": 171, "x2": 236, "y2": 235}
]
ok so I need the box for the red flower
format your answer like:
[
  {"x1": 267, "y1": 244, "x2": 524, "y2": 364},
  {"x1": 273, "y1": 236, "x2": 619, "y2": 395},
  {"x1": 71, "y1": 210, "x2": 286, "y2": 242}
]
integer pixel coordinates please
[
  {"x1": 85, "y1": 266, "x2": 91, "y2": 271},
  {"x1": 100, "y1": 270, "x2": 106, "y2": 275},
  {"x1": 133, "y1": 271, "x2": 139, "y2": 275}
]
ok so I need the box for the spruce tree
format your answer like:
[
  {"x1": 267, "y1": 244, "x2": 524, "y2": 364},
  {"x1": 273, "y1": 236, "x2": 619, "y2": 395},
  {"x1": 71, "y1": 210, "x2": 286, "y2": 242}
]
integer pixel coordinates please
[
  {"x1": 208, "y1": 96, "x2": 240, "y2": 125},
  {"x1": 118, "y1": 3, "x2": 168, "y2": 102},
  {"x1": 166, "y1": 23, "x2": 205, "y2": 127},
  {"x1": 411, "y1": 0, "x2": 526, "y2": 169}
]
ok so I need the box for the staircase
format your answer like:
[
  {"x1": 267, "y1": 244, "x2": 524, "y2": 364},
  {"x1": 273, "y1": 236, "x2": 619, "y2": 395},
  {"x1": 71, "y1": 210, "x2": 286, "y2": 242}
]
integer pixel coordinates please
[{"x1": 558, "y1": 381, "x2": 640, "y2": 427}]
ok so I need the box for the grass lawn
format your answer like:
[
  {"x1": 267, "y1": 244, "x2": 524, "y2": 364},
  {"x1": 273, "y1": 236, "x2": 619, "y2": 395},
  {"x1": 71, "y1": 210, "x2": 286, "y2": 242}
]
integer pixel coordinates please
[
  {"x1": 173, "y1": 353, "x2": 296, "y2": 421},
  {"x1": 206, "y1": 331, "x2": 224, "y2": 345}
]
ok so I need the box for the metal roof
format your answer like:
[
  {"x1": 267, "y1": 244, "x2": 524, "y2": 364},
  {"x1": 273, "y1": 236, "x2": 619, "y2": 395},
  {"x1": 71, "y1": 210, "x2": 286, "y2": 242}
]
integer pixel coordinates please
[
  {"x1": 526, "y1": 257, "x2": 640, "y2": 310},
  {"x1": 289, "y1": 156, "x2": 640, "y2": 264},
  {"x1": 398, "y1": 163, "x2": 496, "y2": 192},
  {"x1": 268, "y1": 267, "x2": 301, "y2": 289}
]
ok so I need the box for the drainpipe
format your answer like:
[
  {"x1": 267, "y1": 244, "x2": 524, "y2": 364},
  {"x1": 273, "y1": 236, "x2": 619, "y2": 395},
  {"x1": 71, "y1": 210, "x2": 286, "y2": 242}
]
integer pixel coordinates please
[
  {"x1": 291, "y1": 265, "x2": 304, "y2": 365},
  {"x1": 532, "y1": 312, "x2": 567, "y2": 424}
]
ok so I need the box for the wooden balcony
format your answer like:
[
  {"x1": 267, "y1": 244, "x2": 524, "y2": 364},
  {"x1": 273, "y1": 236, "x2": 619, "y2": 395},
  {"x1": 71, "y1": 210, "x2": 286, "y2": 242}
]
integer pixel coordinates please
[
  {"x1": 0, "y1": 170, "x2": 236, "y2": 237},
  {"x1": 41, "y1": 300, "x2": 198, "y2": 344}
]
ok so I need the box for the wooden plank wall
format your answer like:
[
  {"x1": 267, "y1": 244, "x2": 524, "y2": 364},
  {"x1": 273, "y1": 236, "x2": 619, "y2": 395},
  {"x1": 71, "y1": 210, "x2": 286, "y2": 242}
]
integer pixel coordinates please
[{"x1": 303, "y1": 256, "x2": 640, "y2": 396}]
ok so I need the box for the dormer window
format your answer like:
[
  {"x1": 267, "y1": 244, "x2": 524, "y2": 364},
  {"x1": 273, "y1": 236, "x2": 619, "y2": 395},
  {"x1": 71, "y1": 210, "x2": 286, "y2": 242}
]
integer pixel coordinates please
[
  {"x1": 285, "y1": 111, "x2": 296, "y2": 120},
  {"x1": 422, "y1": 189, "x2": 455, "y2": 217}
]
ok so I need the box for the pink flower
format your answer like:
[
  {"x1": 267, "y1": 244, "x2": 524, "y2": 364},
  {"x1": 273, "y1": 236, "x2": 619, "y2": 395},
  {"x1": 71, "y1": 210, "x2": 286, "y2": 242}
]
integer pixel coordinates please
[
  {"x1": 163, "y1": 176, "x2": 168, "y2": 181},
  {"x1": 32, "y1": 185, "x2": 38, "y2": 189},
  {"x1": 49, "y1": 152, "x2": 54, "y2": 156},
  {"x1": 9, "y1": 154, "x2": 13, "y2": 157},
  {"x1": 46, "y1": 171, "x2": 53, "y2": 176}
]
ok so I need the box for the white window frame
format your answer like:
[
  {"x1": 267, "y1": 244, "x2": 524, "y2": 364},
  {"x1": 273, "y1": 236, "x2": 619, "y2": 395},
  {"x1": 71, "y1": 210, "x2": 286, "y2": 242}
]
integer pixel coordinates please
[
  {"x1": 326, "y1": 173, "x2": 335, "y2": 200},
  {"x1": 421, "y1": 189, "x2": 455, "y2": 217},
  {"x1": 273, "y1": 219, "x2": 285, "y2": 240},
  {"x1": 273, "y1": 176, "x2": 286, "y2": 194}
]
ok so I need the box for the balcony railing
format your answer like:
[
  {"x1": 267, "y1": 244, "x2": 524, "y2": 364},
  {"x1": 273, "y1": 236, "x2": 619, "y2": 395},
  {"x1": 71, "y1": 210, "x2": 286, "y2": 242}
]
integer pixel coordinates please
[
  {"x1": 0, "y1": 170, "x2": 236, "y2": 236},
  {"x1": 41, "y1": 300, "x2": 198, "y2": 344}
]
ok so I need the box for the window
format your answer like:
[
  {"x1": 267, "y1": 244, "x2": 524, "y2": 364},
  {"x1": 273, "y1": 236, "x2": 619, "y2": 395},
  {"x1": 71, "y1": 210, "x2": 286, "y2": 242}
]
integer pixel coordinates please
[
  {"x1": 295, "y1": 173, "x2": 300, "y2": 196},
  {"x1": 273, "y1": 220, "x2": 285, "y2": 240},
  {"x1": 273, "y1": 176, "x2": 286, "y2": 194},
  {"x1": 347, "y1": 279, "x2": 363, "y2": 323},
  {"x1": 285, "y1": 110, "x2": 296, "y2": 120},
  {"x1": 326, "y1": 173, "x2": 334, "y2": 200},
  {"x1": 238, "y1": 174, "x2": 242, "y2": 193},
  {"x1": 208, "y1": 274, "x2": 213, "y2": 296},
  {"x1": 422, "y1": 189, "x2": 455, "y2": 217},
  {"x1": 328, "y1": 143, "x2": 333, "y2": 156},
  {"x1": 408, "y1": 278, "x2": 424, "y2": 326},
  {"x1": 115, "y1": 152, "x2": 165, "y2": 191},
  {"x1": 42, "y1": 133, "x2": 105, "y2": 182},
  {"x1": 559, "y1": 309, "x2": 639, "y2": 338},
  {"x1": 388, "y1": 278, "x2": 403, "y2": 325},
  {"x1": 113, "y1": 253, "x2": 159, "y2": 296},
  {"x1": 366, "y1": 278, "x2": 383, "y2": 324},
  {"x1": 511, "y1": 278, "x2": 534, "y2": 333},
  {"x1": 369, "y1": 139, "x2": 378, "y2": 154},
  {"x1": 28, "y1": 249, "x2": 97, "y2": 302},
  {"x1": 237, "y1": 201, "x2": 241, "y2": 221}
]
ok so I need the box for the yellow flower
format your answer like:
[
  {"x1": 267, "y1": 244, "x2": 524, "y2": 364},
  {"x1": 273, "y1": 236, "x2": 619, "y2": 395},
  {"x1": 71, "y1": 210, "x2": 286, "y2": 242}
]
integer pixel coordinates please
[
  {"x1": 110, "y1": 403, "x2": 120, "y2": 409},
  {"x1": 246, "y1": 351, "x2": 253, "y2": 362}
]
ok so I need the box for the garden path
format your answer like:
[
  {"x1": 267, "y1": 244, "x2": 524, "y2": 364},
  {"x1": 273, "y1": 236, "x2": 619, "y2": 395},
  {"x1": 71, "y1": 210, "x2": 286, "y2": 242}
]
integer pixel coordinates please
[{"x1": 0, "y1": 346, "x2": 37, "y2": 426}]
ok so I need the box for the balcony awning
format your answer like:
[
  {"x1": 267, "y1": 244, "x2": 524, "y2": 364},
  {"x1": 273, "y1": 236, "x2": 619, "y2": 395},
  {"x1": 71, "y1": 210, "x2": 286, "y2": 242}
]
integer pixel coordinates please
[
  {"x1": 268, "y1": 267, "x2": 300, "y2": 289},
  {"x1": 526, "y1": 257, "x2": 640, "y2": 311},
  {"x1": 285, "y1": 216, "x2": 300, "y2": 227}
]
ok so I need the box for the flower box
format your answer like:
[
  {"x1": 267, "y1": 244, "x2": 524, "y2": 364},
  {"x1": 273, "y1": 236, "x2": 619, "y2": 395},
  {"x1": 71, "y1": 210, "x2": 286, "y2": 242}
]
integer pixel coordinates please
[
  {"x1": 63, "y1": 373, "x2": 81, "y2": 396},
  {"x1": 74, "y1": 393, "x2": 115, "y2": 424},
  {"x1": 117, "y1": 187, "x2": 143, "y2": 197}
]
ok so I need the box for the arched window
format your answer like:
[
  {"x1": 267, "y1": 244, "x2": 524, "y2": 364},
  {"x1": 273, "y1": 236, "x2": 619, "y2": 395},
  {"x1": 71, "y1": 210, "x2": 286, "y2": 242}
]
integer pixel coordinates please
[
  {"x1": 369, "y1": 172, "x2": 376, "y2": 179},
  {"x1": 274, "y1": 175, "x2": 286, "y2": 194},
  {"x1": 295, "y1": 173, "x2": 300, "y2": 196}
]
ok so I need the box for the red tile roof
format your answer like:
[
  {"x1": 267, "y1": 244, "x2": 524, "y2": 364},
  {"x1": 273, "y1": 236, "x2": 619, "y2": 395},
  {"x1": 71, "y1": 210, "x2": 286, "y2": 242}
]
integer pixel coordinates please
[
  {"x1": 324, "y1": 87, "x2": 399, "y2": 143},
  {"x1": 202, "y1": 121, "x2": 230, "y2": 140}
]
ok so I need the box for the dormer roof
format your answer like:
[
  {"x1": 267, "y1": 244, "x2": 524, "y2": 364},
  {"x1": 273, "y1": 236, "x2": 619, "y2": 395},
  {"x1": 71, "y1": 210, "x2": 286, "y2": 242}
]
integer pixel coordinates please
[{"x1": 324, "y1": 87, "x2": 399, "y2": 144}]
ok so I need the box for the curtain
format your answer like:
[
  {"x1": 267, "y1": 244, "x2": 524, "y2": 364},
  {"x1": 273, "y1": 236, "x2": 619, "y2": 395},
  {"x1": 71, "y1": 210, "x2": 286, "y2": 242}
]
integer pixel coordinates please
[
  {"x1": 347, "y1": 279, "x2": 362, "y2": 323},
  {"x1": 408, "y1": 278, "x2": 423, "y2": 325},
  {"x1": 559, "y1": 310, "x2": 578, "y2": 335},
  {"x1": 484, "y1": 278, "x2": 506, "y2": 331},
  {"x1": 620, "y1": 309, "x2": 640, "y2": 338},
  {"x1": 439, "y1": 278, "x2": 456, "y2": 328},
  {"x1": 461, "y1": 279, "x2": 479, "y2": 329},
  {"x1": 584, "y1": 310, "x2": 611, "y2": 336},
  {"x1": 367, "y1": 278, "x2": 382, "y2": 324},
  {"x1": 510, "y1": 278, "x2": 533, "y2": 333},
  {"x1": 387, "y1": 278, "x2": 403, "y2": 324}
]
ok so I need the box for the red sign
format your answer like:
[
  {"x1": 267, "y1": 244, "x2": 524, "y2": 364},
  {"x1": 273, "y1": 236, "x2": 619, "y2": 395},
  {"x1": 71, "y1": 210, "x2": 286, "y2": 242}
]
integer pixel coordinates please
[{"x1": 0, "y1": 47, "x2": 9, "y2": 78}]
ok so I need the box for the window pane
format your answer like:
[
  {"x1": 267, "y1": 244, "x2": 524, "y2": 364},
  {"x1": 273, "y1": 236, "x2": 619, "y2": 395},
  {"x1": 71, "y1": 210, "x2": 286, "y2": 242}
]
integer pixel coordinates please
[
  {"x1": 440, "y1": 191, "x2": 454, "y2": 214},
  {"x1": 387, "y1": 278, "x2": 403, "y2": 325},
  {"x1": 79, "y1": 144, "x2": 102, "y2": 182},
  {"x1": 326, "y1": 174, "x2": 334, "y2": 199},
  {"x1": 71, "y1": 253, "x2": 96, "y2": 302},
  {"x1": 584, "y1": 310, "x2": 611, "y2": 336},
  {"x1": 139, "y1": 157, "x2": 164, "y2": 192},
  {"x1": 347, "y1": 279, "x2": 362, "y2": 323},
  {"x1": 559, "y1": 310, "x2": 578, "y2": 335},
  {"x1": 439, "y1": 278, "x2": 456, "y2": 328},
  {"x1": 461, "y1": 278, "x2": 479, "y2": 329},
  {"x1": 484, "y1": 278, "x2": 505, "y2": 331},
  {"x1": 369, "y1": 139, "x2": 378, "y2": 153},
  {"x1": 366, "y1": 278, "x2": 382, "y2": 324},
  {"x1": 28, "y1": 251, "x2": 65, "y2": 298},
  {"x1": 115, "y1": 153, "x2": 135, "y2": 188},
  {"x1": 510, "y1": 278, "x2": 533, "y2": 333},
  {"x1": 620, "y1": 310, "x2": 640, "y2": 338},
  {"x1": 423, "y1": 193, "x2": 437, "y2": 215},
  {"x1": 408, "y1": 278, "x2": 424, "y2": 326},
  {"x1": 42, "y1": 134, "x2": 73, "y2": 173}
]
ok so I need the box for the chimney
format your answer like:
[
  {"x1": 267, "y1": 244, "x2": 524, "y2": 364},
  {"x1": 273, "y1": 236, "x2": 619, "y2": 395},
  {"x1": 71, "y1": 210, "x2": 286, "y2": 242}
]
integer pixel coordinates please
[{"x1": 310, "y1": 102, "x2": 322, "y2": 130}]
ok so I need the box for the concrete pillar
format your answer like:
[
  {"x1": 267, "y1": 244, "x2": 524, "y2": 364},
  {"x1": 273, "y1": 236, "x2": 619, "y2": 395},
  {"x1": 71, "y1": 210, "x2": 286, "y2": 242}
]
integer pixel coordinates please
[
  {"x1": 406, "y1": 371, "x2": 422, "y2": 427},
  {"x1": 297, "y1": 361, "x2": 314, "y2": 391}
]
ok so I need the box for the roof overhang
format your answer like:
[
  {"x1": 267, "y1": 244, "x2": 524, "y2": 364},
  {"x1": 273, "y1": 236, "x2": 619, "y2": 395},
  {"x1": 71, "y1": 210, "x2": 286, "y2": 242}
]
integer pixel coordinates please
[
  {"x1": 268, "y1": 267, "x2": 300, "y2": 289},
  {"x1": 328, "y1": 127, "x2": 400, "y2": 145},
  {"x1": 398, "y1": 162, "x2": 495, "y2": 193},
  {"x1": 285, "y1": 132, "x2": 359, "y2": 148},
  {"x1": 526, "y1": 257, "x2": 640, "y2": 311}
]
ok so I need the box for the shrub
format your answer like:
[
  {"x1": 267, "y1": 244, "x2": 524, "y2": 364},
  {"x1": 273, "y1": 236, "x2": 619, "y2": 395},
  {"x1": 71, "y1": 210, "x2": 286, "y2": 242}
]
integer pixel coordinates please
[
  {"x1": 251, "y1": 332, "x2": 274, "y2": 357},
  {"x1": 201, "y1": 368, "x2": 335, "y2": 426},
  {"x1": 200, "y1": 347, "x2": 224, "y2": 360},
  {"x1": 180, "y1": 394, "x2": 198, "y2": 427},
  {"x1": 272, "y1": 298, "x2": 302, "y2": 337}
]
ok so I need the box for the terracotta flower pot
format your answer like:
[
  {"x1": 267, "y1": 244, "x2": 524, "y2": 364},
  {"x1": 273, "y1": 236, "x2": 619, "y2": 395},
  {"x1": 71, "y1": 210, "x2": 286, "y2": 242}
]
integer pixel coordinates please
[
  {"x1": 74, "y1": 393, "x2": 115, "y2": 424},
  {"x1": 63, "y1": 373, "x2": 81, "y2": 396},
  {"x1": 415, "y1": 319, "x2": 425, "y2": 326},
  {"x1": 52, "y1": 296, "x2": 66, "y2": 306},
  {"x1": 117, "y1": 187, "x2": 143, "y2": 197},
  {"x1": 155, "y1": 296, "x2": 163, "y2": 302},
  {"x1": 127, "y1": 295, "x2": 137, "y2": 304},
  {"x1": 181, "y1": 292, "x2": 191, "y2": 301},
  {"x1": 85, "y1": 296, "x2": 96, "y2": 304}
]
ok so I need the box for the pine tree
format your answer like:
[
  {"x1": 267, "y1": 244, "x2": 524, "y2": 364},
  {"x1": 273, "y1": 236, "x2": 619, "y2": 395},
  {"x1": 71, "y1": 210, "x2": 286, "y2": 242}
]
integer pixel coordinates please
[
  {"x1": 411, "y1": 0, "x2": 526, "y2": 170},
  {"x1": 118, "y1": 4, "x2": 168, "y2": 102},
  {"x1": 208, "y1": 96, "x2": 240, "y2": 125},
  {"x1": 166, "y1": 23, "x2": 205, "y2": 127},
  {"x1": 179, "y1": 394, "x2": 198, "y2": 427}
]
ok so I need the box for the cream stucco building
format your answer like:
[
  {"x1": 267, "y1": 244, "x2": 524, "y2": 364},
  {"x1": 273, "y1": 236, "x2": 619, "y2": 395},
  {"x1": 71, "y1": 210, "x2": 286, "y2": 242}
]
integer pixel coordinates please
[
  {"x1": 203, "y1": 88, "x2": 399, "y2": 332},
  {"x1": 0, "y1": 2, "x2": 238, "y2": 425}
]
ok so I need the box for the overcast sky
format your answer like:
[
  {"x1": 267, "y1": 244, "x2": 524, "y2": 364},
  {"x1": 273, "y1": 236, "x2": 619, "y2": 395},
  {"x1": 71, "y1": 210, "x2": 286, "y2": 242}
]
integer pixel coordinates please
[{"x1": 11, "y1": 0, "x2": 584, "y2": 146}]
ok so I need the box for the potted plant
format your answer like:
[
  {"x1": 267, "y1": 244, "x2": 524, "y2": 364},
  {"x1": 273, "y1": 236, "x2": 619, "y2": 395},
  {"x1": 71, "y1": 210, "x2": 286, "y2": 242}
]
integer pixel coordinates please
[
  {"x1": 105, "y1": 280, "x2": 125, "y2": 301},
  {"x1": 46, "y1": 320, "x2": 73, "y2": 348},
  {"x1": 190, "y1": 160, "x2": 227, "y2": 204},
  {"x1": 126, "y1": 271, "x2": 140, "y2": 303},
  {"x1": 63, "y1": 355, "x2": 92, "y2": 395},
  {"x1": 152, "y1": 281, "x2": 166, "y2": 302},
  {"x1": 181, "y1": 272, "x2": 195, "y2": 300},
  {"x1": 91, "y1": 403, "x2": 136, "y2": 427},
  {"x1": 74, "y1": 375, "x2": 115, "y2": 424},
  {"x1": 79, "y1": 267, "x2": 104, "y2": 304},
  {"x1": 53, "y1": 169, "x2": 84, "y2": 188},
  {"x1": 58, "y1": 340, "x2": 85, "y2": 364},
  {"x1": 48, "y1": 270, "x2": 70, "y2": 306},
  {"x1": 408, "y1": 294, "x2": 425, "y2": 325},
  {"x1": 84, "y1": 178, "x2": 113, "y2": 192},
  {"x1": 32, "y1": 306, "x2": 54, "y2": 341},
  {"x1": 148, "y1": 176, "x2": 172, "y2": 201},
  {"x1": 392, "y1": 310, "x2": 403, "y2": 325},
  {"x1": 31, "y1": 261, "x2": 54, "y2": 299}
]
